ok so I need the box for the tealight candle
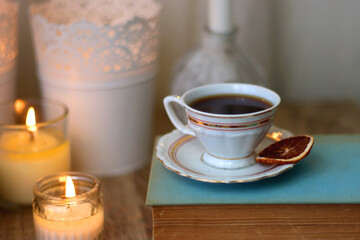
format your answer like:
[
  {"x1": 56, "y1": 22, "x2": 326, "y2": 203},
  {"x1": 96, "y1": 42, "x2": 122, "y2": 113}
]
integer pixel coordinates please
[
  {"x1": 0, "y1": 99, "x2": 70, "y2": 204},
  {"x1": 33, "y1": 172, "x2": 104, "y2": 240}
]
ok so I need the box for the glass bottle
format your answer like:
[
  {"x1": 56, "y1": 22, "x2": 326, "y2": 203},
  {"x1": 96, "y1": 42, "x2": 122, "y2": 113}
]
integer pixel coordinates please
[{"x1": 171, "y1": 0, "x2": 265, "y2": 95}]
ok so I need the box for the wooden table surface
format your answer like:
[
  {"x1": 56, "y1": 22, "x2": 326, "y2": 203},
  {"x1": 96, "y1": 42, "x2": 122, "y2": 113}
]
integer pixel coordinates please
[{"x1": 1, "y1": 102, "x2": 360, "y2": 239}]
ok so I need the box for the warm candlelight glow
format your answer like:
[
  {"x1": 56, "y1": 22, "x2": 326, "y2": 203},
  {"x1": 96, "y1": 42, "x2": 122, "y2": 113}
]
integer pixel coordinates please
[
  {"x1": 14, "y1": 99, "x2": 25, "y2": 114},
  {"x1": 33, "y1": 173, "x2": 104, "y2": 239},
  {"x1": 271, "y1": 132, "x2": 283, "y2": 141},
  {"x1": 65, "y1": 176, "x2": 76, "y2": 198},
  {"x1": 0, "y1": 100, "x2": 70, "y2": 205},
  {"x1": 26, "y1": 107, "x2": 37, "y2": 132}
]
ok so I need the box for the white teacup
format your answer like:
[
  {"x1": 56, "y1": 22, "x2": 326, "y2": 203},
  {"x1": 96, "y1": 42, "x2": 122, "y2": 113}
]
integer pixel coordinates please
[{"x1": 164, "y1": 83, "x2": 281, "y2": 169}]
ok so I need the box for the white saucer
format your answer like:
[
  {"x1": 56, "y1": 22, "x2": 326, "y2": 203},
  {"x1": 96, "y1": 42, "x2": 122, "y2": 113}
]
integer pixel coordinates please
[{"x1": 156, "y1": 126, "x2": 294, "y2": 183}]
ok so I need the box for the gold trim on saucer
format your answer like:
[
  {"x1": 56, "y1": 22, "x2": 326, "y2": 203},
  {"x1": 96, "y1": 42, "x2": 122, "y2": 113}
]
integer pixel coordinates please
[
  {"x1": 206, "y1": 152, "x2": 253, "y2": 160},
  {"x1": 156, "y1": 155, "x2": 292, "y2": 183},
  {"x1": 157, "y1": 132, "x2": 294, "y2": 183}
]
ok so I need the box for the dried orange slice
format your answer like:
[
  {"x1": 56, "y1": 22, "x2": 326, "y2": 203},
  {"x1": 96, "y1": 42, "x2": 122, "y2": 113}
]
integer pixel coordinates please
[{"x1": 256, "y1": 135, "x2": 314, "y2": 165}]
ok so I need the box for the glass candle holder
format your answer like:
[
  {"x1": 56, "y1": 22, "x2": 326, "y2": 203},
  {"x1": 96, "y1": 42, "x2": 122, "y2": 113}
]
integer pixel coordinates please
[
  {"x1": 33, "y1": 172, "x2": 104, "y2": 240},
  {"x1": 0, "y1": 99, "x2": 70, "y2": 205}
]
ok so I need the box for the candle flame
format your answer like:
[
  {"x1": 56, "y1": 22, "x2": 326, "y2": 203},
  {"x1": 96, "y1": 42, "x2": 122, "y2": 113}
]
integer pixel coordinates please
[
  {"x1": 65, "y1": 176, "x2": 76, "y2": 198},
  {"x1": 26, "y1": 107, "x2": 37, "y2": 132}
]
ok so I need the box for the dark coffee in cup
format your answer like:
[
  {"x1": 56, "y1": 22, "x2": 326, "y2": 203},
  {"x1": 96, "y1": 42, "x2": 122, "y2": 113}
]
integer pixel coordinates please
[{"x1": 189, "y1": 94, "x2": 272, "y2": 115}]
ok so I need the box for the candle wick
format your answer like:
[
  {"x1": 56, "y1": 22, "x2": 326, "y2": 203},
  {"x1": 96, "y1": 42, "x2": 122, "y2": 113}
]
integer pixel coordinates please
[{"x1": 29, "y1": 130, "x2": 35, "y2": 142}]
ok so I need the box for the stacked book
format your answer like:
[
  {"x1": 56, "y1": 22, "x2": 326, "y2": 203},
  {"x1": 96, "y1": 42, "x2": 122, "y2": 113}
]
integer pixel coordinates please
[{"x1": 146, "y1": 135, "x2": 360, "y2": 239}]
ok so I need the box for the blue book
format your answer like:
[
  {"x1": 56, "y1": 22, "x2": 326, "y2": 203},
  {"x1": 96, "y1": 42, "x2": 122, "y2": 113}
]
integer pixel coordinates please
[{"x1": 146, "y1": 135, "x2": 360, "y2": 205}]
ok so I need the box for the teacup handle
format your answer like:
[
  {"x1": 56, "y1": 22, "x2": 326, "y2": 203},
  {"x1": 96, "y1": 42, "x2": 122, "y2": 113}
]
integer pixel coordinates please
[{"x1": 163, "y1": 96, "x2": 196, "y2": 136}]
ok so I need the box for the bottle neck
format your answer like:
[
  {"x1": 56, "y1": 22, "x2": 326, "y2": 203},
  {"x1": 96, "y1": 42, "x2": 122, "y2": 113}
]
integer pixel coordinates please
[
  {"x1": 201, "y1": 27, "x2": 237, "y2": 50},
  {"x1": 208, "y1": 0, "x2": 235, "y2": 34}
]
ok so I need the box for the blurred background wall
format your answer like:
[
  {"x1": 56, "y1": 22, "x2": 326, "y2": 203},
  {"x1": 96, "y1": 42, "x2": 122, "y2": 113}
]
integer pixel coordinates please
[
  {"x1": 17, "y1": 0, "x2": 360, "y2": 111},
  {"x1": 274, "y1": 0, "x2": 360, "y2": 102}
]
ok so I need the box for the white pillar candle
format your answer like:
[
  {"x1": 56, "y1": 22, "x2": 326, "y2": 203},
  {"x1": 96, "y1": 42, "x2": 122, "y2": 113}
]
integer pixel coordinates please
[
  {"x1": 208, "y1": 0, "x2": 234, "y2": 34},
  {"x1": 0, "y1": 100, "x2": 70, "y2": 205},
  {"x1": 33, "y1": 173, "x2": 104, "y2": 240}
]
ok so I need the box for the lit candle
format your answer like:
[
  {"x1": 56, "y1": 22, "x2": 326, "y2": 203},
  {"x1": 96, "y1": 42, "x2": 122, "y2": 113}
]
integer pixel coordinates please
[
  {"x1": 208, "y1": 0, "x2": 234, "y2": 34},
  {"x1": 0, "y1": 99, "x2": 70, "y2": 204},
  {"x1": 33, "y1": 172, "x2": 104, "y2": 240}
]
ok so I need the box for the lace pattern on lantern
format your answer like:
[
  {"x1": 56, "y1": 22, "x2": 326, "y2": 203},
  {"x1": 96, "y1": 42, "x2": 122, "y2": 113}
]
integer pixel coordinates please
[
  {"x1": 0, "y1": 0, "x2": 18, "y2": 76},
  {"x1": 30, "y1": 0, "x2": 161, "y2": 26},
  {"x1": 30, "y1": 0, "x2": 160, "y2": 83}
]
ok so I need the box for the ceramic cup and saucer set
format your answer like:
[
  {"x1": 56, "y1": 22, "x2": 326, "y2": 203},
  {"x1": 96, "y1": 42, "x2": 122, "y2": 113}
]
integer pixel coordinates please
[{"x1": 157, "y1": 83, "x2": 294, "y2": 183}]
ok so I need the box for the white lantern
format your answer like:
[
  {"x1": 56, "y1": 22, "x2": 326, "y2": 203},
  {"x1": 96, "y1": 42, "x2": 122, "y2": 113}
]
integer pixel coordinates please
[
  {"x1": 0, "y1": 0, "x2": 18, "y2": 103},
  {"x1": 30, "y1": 0, "x2": 161, "y2": 176}
]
